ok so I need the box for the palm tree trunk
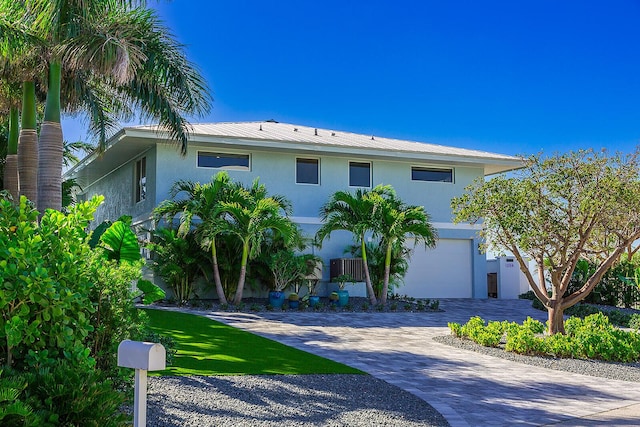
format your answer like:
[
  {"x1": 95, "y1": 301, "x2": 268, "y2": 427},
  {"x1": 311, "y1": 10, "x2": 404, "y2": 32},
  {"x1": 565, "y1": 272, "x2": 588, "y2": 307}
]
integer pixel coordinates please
[
  {"x1": 233, "y1": 241, "x2": 250, "y2": 305},
  {"x1": 380, "y1": 242, "x2": 393, "y2": 305},
  {"x1": 38, "y1": 61, "x2": 64, "y2": 211},
  {"x1": 361, "y1": 237, "x2": 378, "y2": 305},
  {"x1": 211, "y1": 239, "x2": 228, "y2": 305},
  {"x1": 18, "y1": 81, "x2": 38, "y2": 206},
  {"x1": 3, "y1": 107, "x2": 19, "y2": 199}
]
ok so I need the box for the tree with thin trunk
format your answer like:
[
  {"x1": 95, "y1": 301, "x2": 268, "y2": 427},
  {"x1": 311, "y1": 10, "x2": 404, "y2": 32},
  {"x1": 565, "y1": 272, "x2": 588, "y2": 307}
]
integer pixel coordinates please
[
  {"x1": 370, "y1": 188, "x2": 437, "y2": 304},
  {"x1": 219, "y1": 179, "x2": 295, "y2": 305},
  {"x1": 153, "y1": 172, "x2": 233, "y2": 305},
  {"x1": 452, "y1": 149, "x2": 640, "y2": 334},
  {"x1": 316, "y1": 187, "x2": 390, "y2": 305}
]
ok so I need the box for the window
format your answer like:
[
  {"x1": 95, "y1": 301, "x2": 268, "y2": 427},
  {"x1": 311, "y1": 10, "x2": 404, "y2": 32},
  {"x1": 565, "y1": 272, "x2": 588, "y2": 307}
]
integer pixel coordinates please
[
  {"x1": 349, "y1": 161, "x2": 371, "y2": 187},
  {"x1": 135, "y1": 157, "x2": 146, "y2": 202},
  {"x1": 198, "y1": 152, "x2": 250, "y2": 170},
  {"x1": 296, "y1": 158, "x2": 319, "y2": 184},
  {"x1": 411, "y1": 166, "x2": 453, "y2": 183}
]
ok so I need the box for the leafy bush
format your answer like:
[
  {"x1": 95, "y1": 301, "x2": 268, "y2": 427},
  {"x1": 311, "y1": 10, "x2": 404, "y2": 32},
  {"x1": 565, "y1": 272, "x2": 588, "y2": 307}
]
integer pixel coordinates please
[
  {"x1": 0, "y1": 369, "x2": 39, "y2": 426},
  {"x1": 24, "y1": 361, "x2": 129, "y2": 426},
  {"x1": 518, "y1": 290, "x2": 537, "y2": 300},
  {"x1": 0, "y1": 196, "x2": 100, "y2": 370},
  {"x1": 452, "y1": 313, "x2": 640, "y2": 362},
  {"x1": 148, "y1": 228, "x2": 204, "y2": 304}
]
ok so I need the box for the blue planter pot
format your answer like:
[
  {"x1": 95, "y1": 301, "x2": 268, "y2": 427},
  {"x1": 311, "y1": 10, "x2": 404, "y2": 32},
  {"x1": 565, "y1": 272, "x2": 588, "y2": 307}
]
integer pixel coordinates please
[
  {"x1": 337, "y1": 290, "x2": 349, "y2": 307},
  {"x1": 288, "y1": 299, "x2": 299, "y2": 309},
  {"x1": 269, "y1": 291, "x2": 285, "y2": 308},
  {"x1": 309, "y1": 295, "x2": 320, "y2": 307}
]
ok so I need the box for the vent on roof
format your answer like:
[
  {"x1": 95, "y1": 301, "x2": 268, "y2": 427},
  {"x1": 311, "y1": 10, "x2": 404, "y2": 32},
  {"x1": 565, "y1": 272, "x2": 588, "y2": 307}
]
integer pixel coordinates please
[
  {"x1": 314, "y1": 128, "x2": 318, "y2": 136},
  {"x1": 259, "y1": 124, "x2": 263, "y2": 131},
  {"x1": 265, "y1": 119, "x2": 278, "y2": 123},
  {"x1": 331, "y1": 132, "x2": 336, "y2": 136},
  {"x1": 293, "y1": 128, "x2": 298, "y2": 132}
]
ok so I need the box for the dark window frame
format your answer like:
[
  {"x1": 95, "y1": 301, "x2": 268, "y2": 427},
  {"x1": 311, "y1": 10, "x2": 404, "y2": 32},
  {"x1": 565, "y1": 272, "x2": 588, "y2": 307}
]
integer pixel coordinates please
[
  {"x1": 411, "y1": 166, "x2": 454, "y2": 183},
  {"x1": 296, "y1": 157, "x2": 320, "y2": 185},
  {"x1": 348, "y1": 161, "x2": 372, "y2": 188},
  {"x1": 197, "y1": 151, "x2": 250, "y2": 170}
]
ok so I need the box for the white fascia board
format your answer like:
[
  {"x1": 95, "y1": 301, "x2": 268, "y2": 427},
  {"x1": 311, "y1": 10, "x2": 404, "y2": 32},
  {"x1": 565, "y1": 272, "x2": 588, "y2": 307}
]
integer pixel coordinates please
[{"x1": 290, "y1": 216, "x2": 482, "y2": 230}]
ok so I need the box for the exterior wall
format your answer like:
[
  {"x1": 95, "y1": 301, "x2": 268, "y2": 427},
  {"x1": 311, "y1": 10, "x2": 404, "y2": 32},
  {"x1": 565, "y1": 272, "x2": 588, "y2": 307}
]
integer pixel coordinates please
[
  {"x1": 81, "y1": 147, "x2": 156, "y2": 225},
  {"x1": 151, "y1": 142, "x2": 487, "y2": 298}
]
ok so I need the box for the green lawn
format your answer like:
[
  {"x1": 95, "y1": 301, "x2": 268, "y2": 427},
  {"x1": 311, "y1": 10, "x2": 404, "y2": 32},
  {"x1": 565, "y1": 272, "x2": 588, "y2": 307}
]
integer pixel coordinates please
[{"x1": 143, "y1": 308, "x2": 363, "y2": 376}]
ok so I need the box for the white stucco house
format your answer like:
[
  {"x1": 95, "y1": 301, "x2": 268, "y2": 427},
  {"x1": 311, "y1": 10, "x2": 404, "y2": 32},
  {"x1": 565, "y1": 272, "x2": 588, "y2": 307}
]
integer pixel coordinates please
[{"x1": 64, "y1": 120, "x2": 522, "y2": 299}]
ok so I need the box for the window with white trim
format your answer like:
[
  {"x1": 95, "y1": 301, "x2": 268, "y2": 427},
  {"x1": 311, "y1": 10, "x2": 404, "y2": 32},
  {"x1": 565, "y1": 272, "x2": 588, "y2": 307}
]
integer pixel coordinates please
[
  {"x1": 135, "y1": 157, "x2": 146, "y2": 202},
  {"x1": 349, "y1": 161, "x2": 371, "y2": 187},
  {"x1": 296, "y1": 158, "x2": 319, "y2": 184},
  {"x1": 197, "y1": 152, "x2": 250, "y2": 170},
  {"x1": 411, "y1": 166, "x2": 453, "y2": 183}
]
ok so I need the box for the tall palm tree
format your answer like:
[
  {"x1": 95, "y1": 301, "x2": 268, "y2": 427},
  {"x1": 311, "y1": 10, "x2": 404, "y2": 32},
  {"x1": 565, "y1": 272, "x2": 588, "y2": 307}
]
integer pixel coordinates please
[
  {"x1": 153, "y1": 172, "x2": 233, "y2": 305},
  {"x1": 0, "y1": 0, "x2": 44, "y2": 205},
  {"x1": 219, "y1": 179, "x2": 295, "y2": 305},
  {"x1": 316, "y1": 188, "x2": 392, "y2": 305},
  {"x1": 371, "y1": 188, "x2": 438, "y2": 304},
  {"x1": 15, "y1": 0, "x2": 211, "y2": 211}
]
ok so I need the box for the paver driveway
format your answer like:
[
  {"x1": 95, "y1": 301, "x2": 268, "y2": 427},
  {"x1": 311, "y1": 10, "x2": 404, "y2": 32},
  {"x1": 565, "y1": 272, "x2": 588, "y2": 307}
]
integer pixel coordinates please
[{"x1": 203, "y1": 299, "x2": 640, "y2": 426}]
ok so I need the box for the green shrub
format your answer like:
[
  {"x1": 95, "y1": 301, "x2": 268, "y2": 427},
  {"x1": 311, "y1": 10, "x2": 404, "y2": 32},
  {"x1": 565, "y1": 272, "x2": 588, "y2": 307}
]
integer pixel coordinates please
[
  {"x1": 24, "y1": 361, "x2": 129, "y2": 426},
  {"x1": 0, "y1": 196, "x2": 101, "y2": 370},
  {"x1": 0, "y1": 369, "x2": 40, "y2": 426},
  {"x1": 630, "y1": 314, "x2": 640, "y2": 330},
  {"x1": 454, "y1": 313, "x2": 640, "y2": 362},
  {"x1": 518, "y1": 290, "x2": 537, "y2": 300}
]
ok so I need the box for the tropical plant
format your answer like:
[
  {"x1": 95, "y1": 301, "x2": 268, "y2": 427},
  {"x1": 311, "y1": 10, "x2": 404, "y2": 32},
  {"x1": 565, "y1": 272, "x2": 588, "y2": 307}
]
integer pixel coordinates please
[
  {"x1": 148, "y1": 227, "x2": 204, "y2": 305},
  {"x1": 371, "y1": 188, "x2": 437, "y2": 304},
  {"x1": 453, "y1": 149, "x2": 640, "y2": 334},
  {"x1": 219, "y1": 179, "x2": 296, "y2": 304},
  {"x1": 316, "y1": 188, "x2": 385, "y2": 305},
  {"x1": 348, "y1": 240, "x2": 410, "y2": 299},
  {"x1": 153, "y1": 172, "x2": 235, "y2": 304},
  {"x1": 0, "y1": 0, "x2": 211, "y2": 211},
  {"x1": 0, "y1": 194, "x2": 100, "y2": 370},
  {"x1": 268, "y1": 250, "x2": 309, "y2": 292}
]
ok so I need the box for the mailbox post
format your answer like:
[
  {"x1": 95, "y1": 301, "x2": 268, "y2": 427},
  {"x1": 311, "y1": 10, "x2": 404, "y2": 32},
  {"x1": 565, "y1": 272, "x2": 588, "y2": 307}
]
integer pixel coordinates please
[{"x1": 118, "y1": 340, "x2": 166, "y2": 427}]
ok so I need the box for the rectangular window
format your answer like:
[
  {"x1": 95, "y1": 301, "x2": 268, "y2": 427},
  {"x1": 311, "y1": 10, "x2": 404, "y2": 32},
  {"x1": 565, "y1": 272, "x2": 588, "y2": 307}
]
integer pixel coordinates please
[
  {"x1": 349, "y1": 161, "x2": 371, "y2": 187},
  {"x1": 197, "y1": 152, "x2": 250, "y2": 170},
  {"x1": 411, "y1": 166, "x2": 453, "y2": 183},
  {"x1": 296, "y1": 158, "x2": 319, "y2": 184},
  {"x1": 135, "y1": 157, "x2": 146, "y2": 202}
]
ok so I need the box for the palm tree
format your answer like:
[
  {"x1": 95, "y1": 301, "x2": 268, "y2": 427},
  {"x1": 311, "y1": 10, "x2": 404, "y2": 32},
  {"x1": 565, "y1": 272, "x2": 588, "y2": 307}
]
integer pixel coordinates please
[
  {"x1": 153, "y1": 172, "x2": 233, "y2": 305},
  {"x1": 5, "y1": 0, "x2": 211, "y2": 211},
  {"x1": 316, "y1": 188, "x2": 391, "y2": 305},
  {"x1": 371, "y1": 189, "x2": 437, "y2": 304},
  {"x1": 219, "y1": 179, "x2": 295, "y2": 305}
]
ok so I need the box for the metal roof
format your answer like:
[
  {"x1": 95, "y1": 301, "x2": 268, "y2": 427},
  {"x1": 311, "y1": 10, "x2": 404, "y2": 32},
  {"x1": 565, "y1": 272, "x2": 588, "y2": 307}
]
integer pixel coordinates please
[
  {"x1": 131, "y1": 121, "x2": 522, "y2": 173},
  {"x1": 65, "y1": 121, "x2": 523, "y2": 185}
]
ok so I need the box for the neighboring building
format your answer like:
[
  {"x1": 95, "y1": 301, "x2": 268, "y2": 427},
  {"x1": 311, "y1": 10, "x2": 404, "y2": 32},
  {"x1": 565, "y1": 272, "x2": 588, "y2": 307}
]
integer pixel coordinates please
[{"x1": 65, "y1": 121, "x2": 522, "y2": 299}]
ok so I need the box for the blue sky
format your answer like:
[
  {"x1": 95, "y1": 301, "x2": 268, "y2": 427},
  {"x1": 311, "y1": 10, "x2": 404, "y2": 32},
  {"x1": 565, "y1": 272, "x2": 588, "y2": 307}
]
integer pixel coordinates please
[{"x1": 63, "y1": 0, "x2": 640, "y2": 156}]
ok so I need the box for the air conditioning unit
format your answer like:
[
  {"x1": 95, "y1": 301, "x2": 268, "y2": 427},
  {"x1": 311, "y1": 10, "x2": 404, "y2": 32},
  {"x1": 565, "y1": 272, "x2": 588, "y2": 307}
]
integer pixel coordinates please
[{"x1": 330, "y1": 258, "x2": 365, "y2": 282}]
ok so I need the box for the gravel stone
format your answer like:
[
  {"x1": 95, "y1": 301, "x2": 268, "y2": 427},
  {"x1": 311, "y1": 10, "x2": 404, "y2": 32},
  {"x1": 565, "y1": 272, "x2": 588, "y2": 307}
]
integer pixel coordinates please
[
  {"x1": 433, "y1": 334, "x2": 640, "y2": 382},
  {"x1": 145, "y1": 374, "x2": 450, "y2": 426}
]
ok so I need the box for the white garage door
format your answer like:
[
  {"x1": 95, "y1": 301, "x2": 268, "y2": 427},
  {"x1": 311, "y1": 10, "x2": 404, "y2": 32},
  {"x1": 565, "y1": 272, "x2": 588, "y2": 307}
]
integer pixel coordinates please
[{"x1": 401, "y1": 238, "x2": 473, "y2": 298}]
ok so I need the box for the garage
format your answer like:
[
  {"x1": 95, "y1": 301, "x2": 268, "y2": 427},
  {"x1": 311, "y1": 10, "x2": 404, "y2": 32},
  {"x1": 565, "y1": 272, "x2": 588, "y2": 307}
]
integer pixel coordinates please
[{"x1": 401, "y1": 238, "x2": 473, "y2": 298}]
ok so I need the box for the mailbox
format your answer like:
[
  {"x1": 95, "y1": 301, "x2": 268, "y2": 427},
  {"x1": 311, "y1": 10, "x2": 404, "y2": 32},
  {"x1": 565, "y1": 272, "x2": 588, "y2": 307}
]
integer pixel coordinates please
[{"x1": 118, "y1": 340, "x2": 166, "y2": 371}]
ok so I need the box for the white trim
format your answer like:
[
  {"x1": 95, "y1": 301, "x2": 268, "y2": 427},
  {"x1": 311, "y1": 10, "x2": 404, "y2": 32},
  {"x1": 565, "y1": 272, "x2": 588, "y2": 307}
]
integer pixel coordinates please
[
  {"x1": 196, "y1": 150, "x2": 251, "y2": 171},
  {"x1": 288, "y1": 217, "x2": 481, "y2": 230},
  {"x1": 410, "y1": 165, "x2": 454, "y2": 183},
  {"x1": 295, "y1": 157, "x2": 320, "y2": 185},
  {"x1": 432, "y1": 221, "x2": 482, "y2": 230},
  {"x1": 290, "y1": 216, "x2": 324, "y2": 225},
  {"x1": 348, "y1": 160, "x2": 372, "y2": 188}
]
